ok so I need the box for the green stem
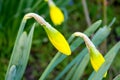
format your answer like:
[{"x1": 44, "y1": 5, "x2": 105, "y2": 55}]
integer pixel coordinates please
[
  {"x1": 39, "y1": 52, "x2": 62, "y2": 80},
  {"x1": 103, "y1": 0, "x2": 107, "y2": 25},
  {"x1": 100, "y1": 0, "x2": 107, "y2": 53},
  {"x1": 82, "y1": 0, "x2": 91, "y2": 27}
]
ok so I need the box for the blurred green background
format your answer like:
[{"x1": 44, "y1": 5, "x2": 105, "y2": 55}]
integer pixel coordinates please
[{"x1": 0, "y1": 0, "x2": 120, "y2": 80}]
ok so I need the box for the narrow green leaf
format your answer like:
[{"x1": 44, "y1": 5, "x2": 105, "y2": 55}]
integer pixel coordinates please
[
  {"x1": 5, "y1": 19, "x2": 27, "y2": 80},
  {"x1": 92, "y1": 26, "x2": 110, "y2": 46},
  {"x1": 14, "y1": 23, "x2": 35, "y2": 80},
  {"x1": 55, "y1": 49, "x2": 87, "y2": 80},
  {"x1": 31, "y1": 0, "x2": 44, "y2": 11},
  {"x1": 15, "y1": 0, "x2": 25, "y2": 17},
  {"x1": 26, "y1": 0, "x2": 34, "y2": 8},
  {"x1": 113, "y1": 74, "x2": 120, "y2": 80},
  {"x1": 39, "y1": 52, "x2": 62, "y2": 80},
  {"x1": 84, "y1": 20, "x2": 102, "y2": 35},
  {"x1": 108, "y1": 17, "x2": 116, "y2": 28},
  {"x1": 89, "y1": 41, "x2": 120, "y2": 80},
  {"x1": 72, "y1": 54, "x2": 89, "y2": 80},
  {"x1": 64, "y1": 64, "x2": 78, "y2": 80},
  {"x1": 6, "y1": 31, "x2": 28, "y2": 80},
  {"x1": 5, "y1": 23, "x2": 35, "y2": 80}
]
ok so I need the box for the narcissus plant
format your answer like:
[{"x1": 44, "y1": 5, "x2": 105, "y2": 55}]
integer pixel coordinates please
[
  {"x1": 48, "y1": 0, "x2": 64, "y2": 25},
  {"x1": 73, "y1": 32, "x2": 107, "y2": 77},
  {"x1": 24, "y1": 13, "x2": 71, "y2": 55}
]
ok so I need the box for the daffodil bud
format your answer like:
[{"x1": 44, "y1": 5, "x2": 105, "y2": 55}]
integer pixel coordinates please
[
  {"x1": 24, "y1": 13, "x2": 71, "y2": 55},
  {"x1": 43, "y1": 25, "x2": 71, "y2": 55},
  {"x1": 48, "y1": 0, "x2": 64, "y2": 25},
  {"x1": 89, "y1": 46, "x2": 107, "y2": 77},
  {"x1": 73, "y1": 32, "x2": 107, "y2": 77}
]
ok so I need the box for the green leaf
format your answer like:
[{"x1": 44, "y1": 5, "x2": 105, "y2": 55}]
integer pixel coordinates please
[
  {"x1": 5, "y1": 19, "x2": 26, "y2": 78},
  {"x1": 55, "y1": 49, "x2": 87, "y2": 80},
  {"x1": 72, "y1": 54, "x2": 89, "y2": 80},
  {"x1": 89, "y1": 41, "x2": 120, "y2": 80},
  {"x1": 113, "y1": 74, "x2": 120, "y2": 80},
  {"x1": 14, "y1": 24, "x2": 35, "y2": 80},
  {"x1": 5, "y1": 31, "x2": 28, "y2": 80},
  {"x1": 5, "y1": 23, "x2": 35, "y2": 80},
  {"x1": 64, "y1": 54, "x2": 89, "y2": 80},
  {"x1": 6, "y1": 65, "x2": 16, "y2": 80},
  {"x1": 64, "y1": 63, "x2": 78, "y2": 80}
]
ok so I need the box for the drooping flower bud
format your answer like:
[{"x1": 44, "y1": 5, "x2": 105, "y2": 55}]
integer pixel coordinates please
[
  {"x1": 24, "y1": 13, "x2": 71, "y2": 55},
  {"x1": 73, "y1": 32, "x2": 107, "y2": 77},
  {"x1": 43, "y1": 25, "x2": 71, "y2": 55}
]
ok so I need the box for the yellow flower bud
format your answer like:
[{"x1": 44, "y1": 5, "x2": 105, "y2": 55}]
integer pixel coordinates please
[
  {"x1": 89, "y1": 47, "x2": 107, "y2": 77},
  {"x1": 43, "y1": 25, "x2": 71, "y2": 55},
  {"x1": 49, "y1": 1, "x2": 64, "y2": 25},
  {"x1": 24, "y1": 13, "x2": 71, "y2": 55},
  {"x1": 73, "y1": 32, "x2": 107, "y2": 77}
]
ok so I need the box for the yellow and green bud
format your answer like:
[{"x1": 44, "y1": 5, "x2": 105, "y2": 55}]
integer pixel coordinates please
[
  {"x1": 24, "y1": 13, "x2": 71, "y2": 55},
  {"x1": 43, "y1": 25, "x2": 71, "y2": 55},
  {"x1": 89, "y1": 46, "x2": 107, "y2": 77},
  {"x1": 73, "y1": 32, "x2": 107, "y2": 77}
]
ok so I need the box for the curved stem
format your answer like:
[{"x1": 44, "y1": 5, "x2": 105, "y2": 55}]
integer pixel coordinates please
[
  {"x1": 24, "y1": 13, "x2": 55, "y2": 31},
  {"x1": 82, "y1": 0, "x2": 91, "y2": 27},
  {"x1": 73, "y1": 32, "x2": 95, "y2": 51},
  {"x1": 24, "y1": 13, "x2": 47, "y2": 25}
]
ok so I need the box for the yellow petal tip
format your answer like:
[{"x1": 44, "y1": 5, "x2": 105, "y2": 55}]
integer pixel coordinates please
[{"x1": 62, "y1": 48, "x2": 71, "y2": 56}]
